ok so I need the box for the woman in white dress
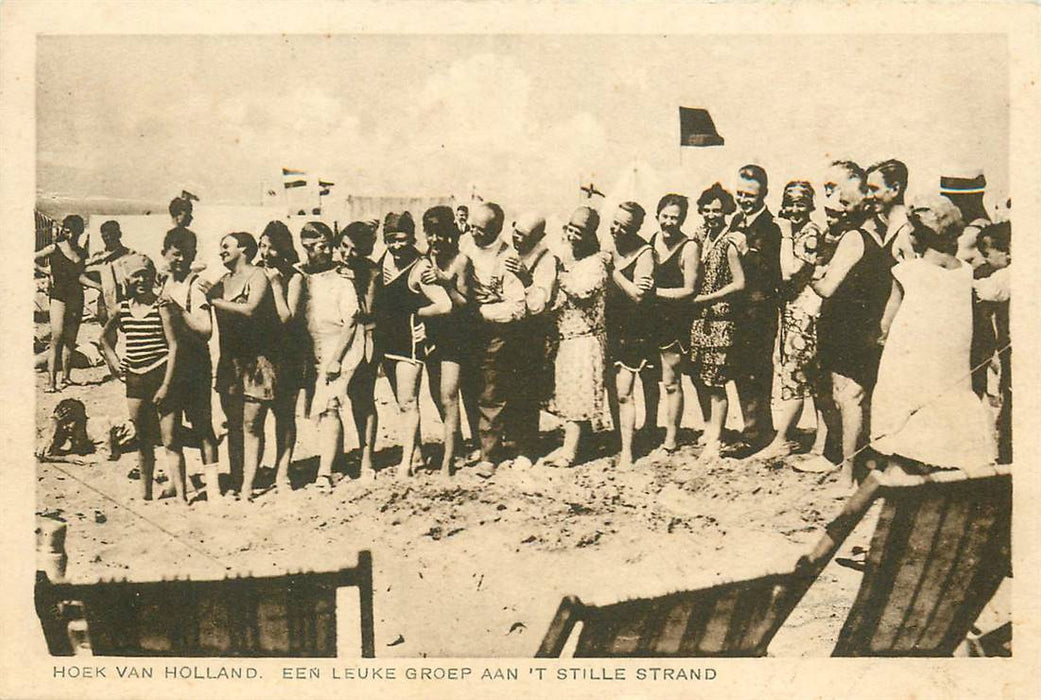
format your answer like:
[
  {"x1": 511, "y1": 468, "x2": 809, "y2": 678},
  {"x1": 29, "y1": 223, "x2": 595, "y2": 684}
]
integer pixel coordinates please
[{"x1": 871, "y1": 195, "x2": 996, "y2": 471}]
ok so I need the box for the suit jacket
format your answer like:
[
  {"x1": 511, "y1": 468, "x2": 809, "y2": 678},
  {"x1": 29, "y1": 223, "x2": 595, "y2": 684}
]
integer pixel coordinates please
[{"x1": 729, "y1": 208, "x2": 781, "y2": 306}]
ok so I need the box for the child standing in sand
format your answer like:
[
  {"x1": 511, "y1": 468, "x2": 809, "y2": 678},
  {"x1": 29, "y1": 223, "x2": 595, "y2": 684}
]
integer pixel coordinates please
[
  {"x1": 101, "y1": 254, "x2": 187, "y2": 502},
  {"x1": 159, "y1": 226, "x2": 221, "y2": 502}
]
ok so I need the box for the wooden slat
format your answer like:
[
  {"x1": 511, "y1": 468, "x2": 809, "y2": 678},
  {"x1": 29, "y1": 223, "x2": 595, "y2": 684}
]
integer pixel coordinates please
[
  {"x1": 535, "y1": 597, "x2": 582, "y2": 657},
  {"x1": 649, "y1": 593, "x2": 697, "y2": 655},
  {"x1": 834, "y1": 492, "x2": 907, "y2": 655},
  {"x1": 693, "y1": 586, "x2": 740, "y2": 653},
  {"x1": 870, "y1": 491, "x2": 953, "y2": 651},
  {"x1": 917, "y1": 494, "x2": 1008, "y2": 652},
  {"x1": 834, "y1": 474, "x2": 1012, "y2": 657},
  {"x1": 894, "y1": 493, "x2": 983, "y2": 651}
]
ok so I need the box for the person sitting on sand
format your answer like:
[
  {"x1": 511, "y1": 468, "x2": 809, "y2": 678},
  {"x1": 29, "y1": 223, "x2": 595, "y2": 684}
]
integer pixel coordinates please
[
  {"x1": 158, "y1": 226, "x2": 221, "y2": 502},
  {"x1": 420, "y1": 206, "x2": 479, "y2": 476},
  {"x1": 100, "y1": 254, "x2": 187, "y2": 502},
  {"x1": 198, "y1": 232, "x2": 283, "y2": 501},
  {"x1": 688, "y1": 183, "x2": 746, "y2": 462},
  {"x1": 335, "y1": 221, "x2": 381, "y2": 480},
  {"x1": 372, "y1": 212, "x2": 452, "y2": 478},
  {"x1": 543, "y1": 206, "x2": 614, "y2": 468}
]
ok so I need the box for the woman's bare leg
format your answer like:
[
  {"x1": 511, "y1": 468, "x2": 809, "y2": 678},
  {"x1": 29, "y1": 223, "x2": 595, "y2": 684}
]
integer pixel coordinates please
[
  {"x1": 47, "y1": 298, "x2": 67, "y2": 391},
  {"x1": 219, "y1": 393, "x2": 245, "y2": 494},
  {"x1": 438, "y1": 360, "x2": 462, "y2": 475},
  {"x1": 61, "y1": 298, "x2": 83, "y2": 386},
  {"x1": 241, "y1": 399, "x2": 268, "y2": 497},
  {"x1": 272, "y1": 389, "x2": 296, "y2": 487},
  {"x1": 660, "y1": 350, "x2": 685, "y2": 451},
  {"x1": 393, "y1": 361, "x2": 424, "y2": 476},
  {"x1": 615, "y1": 368, "x2": 637, "y2": 469}
]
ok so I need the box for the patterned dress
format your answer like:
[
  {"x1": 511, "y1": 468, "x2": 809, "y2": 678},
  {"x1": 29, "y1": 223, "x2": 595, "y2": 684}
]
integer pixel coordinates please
[
  {"x1": 548, "y1": 252, "x2": 614, "y2": 431},
  {"x1": 777, "y1": 220, "x2": 823, "y2": 400},
  {"x1": 689, "y1": 231, "x2": 737, "y2": 387}
]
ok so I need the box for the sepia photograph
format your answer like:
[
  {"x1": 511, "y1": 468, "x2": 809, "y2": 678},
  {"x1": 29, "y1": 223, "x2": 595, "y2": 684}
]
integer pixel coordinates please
[{"x1": 3, "y1": 2, "x2": 1040, "y2": 698}]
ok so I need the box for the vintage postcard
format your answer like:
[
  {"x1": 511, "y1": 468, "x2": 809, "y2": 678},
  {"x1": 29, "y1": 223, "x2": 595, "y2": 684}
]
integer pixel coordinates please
[{"x1": 1, "y1": 1, "x2": 1039, "y2": 698}]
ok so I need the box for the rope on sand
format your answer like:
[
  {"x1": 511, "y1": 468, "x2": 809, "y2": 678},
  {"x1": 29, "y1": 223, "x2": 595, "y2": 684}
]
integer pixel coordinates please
[{"x1": 38, "y1": 460, "x2": 233, "y2": 572}]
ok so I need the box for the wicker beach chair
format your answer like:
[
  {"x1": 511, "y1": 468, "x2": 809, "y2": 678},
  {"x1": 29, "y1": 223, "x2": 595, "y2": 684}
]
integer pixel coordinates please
[
  {"x1": 536, "y1": 465, "x2": 1011, "y2": 658},
  {"x1": 36, "y1": 551, "x2": 375, "y2": 658}
]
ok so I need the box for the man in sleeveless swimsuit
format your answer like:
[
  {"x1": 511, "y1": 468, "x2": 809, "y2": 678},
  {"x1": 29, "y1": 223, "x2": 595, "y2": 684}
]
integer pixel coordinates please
[
  {"x1": 728, "y1": 164, "x2": 782, "y2": 451},
  {"x1": 467, "y1": 203, "x2": 527, "y2": 478},
  {"x1": 807, "y1": 161, "x2": 893, "y2": 485},
  {"x1": 865, "y1": 159, "x2": 915, "y2": 263},
  {"x1": 504, "y1": 213, "x2": 559, "y2": 469}
]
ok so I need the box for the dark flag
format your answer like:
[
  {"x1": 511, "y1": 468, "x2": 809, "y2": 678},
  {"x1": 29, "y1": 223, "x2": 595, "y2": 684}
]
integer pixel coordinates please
[
  {"x1": 679, "y1": 107, "x2": 724, "y2": 147},
  {"x1": 318, "y1": 180, "x2": 334, "y2": 196}
]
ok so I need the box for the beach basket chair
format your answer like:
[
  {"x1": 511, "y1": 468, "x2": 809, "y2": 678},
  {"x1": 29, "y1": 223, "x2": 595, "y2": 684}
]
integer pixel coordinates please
[
  {"x1": 36, "y1": 551, "x2": 375, "y2": 658},
  {"x1": 536, "y1": 465, "x2": 1011, "y2": 658}
]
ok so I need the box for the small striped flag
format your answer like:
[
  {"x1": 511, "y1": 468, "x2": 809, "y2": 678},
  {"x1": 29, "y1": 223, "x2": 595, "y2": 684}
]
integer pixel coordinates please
[{"x1": 282, "y1": 168, "x2": 308, "y2": 189}]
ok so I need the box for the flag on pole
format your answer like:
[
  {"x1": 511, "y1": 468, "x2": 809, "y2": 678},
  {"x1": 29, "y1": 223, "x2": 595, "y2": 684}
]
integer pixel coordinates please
[
  {"x1": 679, "y1": 107, "x2": 724, "y2": 147},
  {"x1": 282, "y1": 167, "x2": 308, "y2": 188},
  {"x1": 318, "y1": 179, "x2": 335, "y2": 196}
]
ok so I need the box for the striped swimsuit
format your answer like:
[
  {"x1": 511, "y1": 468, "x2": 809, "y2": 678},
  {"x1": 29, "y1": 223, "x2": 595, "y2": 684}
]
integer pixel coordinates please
[{"x1": 119, "y1": 300, "x2": 169, "y2": 373}]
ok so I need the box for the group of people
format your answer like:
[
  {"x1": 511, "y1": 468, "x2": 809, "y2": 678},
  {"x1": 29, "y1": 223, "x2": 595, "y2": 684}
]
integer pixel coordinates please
[{"x1": 35, "y1": 159, "x2": 1012, "y2": 503}]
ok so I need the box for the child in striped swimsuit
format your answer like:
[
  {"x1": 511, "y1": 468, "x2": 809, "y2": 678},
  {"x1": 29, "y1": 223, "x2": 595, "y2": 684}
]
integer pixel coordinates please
[{"x1": 101, "y1": 254, "x2": 187, "y2": 502}]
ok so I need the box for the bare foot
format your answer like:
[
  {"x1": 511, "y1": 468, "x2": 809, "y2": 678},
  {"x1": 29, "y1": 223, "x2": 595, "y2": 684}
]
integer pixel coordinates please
[
  {"x1": 697, "y1": 441, "x2": 722, "y2": 464},
  {"x1": 616, "y1": 451, "x2": 634, "y2": 469},
  {"x1": 753, "y1": 439, "x2": 796, "y2": 461}
]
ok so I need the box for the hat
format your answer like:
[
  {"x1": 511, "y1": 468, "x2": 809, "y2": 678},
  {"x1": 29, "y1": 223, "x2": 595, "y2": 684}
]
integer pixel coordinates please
[
  {"x1": 940, "y1": 169, "x2": 986, "y2": 195},
  {"x1": 566, "y1": 206, "x2": 600, "y2": 236},
  {"x1": 909, "y1": 194, "x2": 964, "y2": 237},
  {"x1": 383, "y1": 211, "x2": 415, "y2": 236},
  {"x1": 121, "y1": 253, "x2": 156, "y2": 277}
]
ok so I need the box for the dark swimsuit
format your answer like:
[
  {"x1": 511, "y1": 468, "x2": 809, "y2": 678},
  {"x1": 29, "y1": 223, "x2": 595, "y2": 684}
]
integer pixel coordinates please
[
  {"x1": 424, "y1": 253, "x2": 471, "y2": 364},
  {"x1": 48, "y1": 246, "x2": 85, "y2": 307},
  {"x1": 651, "y1": 233, "x2": 693, "y2": 353},
  {"x1": 373, "y1": 253, "x2": 428, "y2": 364},
  {"x1": 818, "y1": 228, "x2": 894, "y2": 388},
  {"x1": 607, "y1": 244, "x2": 654, "y2": 371}
]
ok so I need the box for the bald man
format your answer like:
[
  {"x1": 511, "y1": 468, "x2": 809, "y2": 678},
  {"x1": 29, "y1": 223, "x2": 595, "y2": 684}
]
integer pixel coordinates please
[
  {"x1": 503, "y1": 213, "x2": 560, "y2": 468},
  {"x1": 468, "y1": 203, "x2": 528, "y2": 477}
]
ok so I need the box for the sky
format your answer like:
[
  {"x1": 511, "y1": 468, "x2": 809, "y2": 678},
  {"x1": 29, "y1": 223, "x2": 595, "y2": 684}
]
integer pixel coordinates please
[{"x1": 37, "y1": 33, "x2": 1009, "y2": 218}]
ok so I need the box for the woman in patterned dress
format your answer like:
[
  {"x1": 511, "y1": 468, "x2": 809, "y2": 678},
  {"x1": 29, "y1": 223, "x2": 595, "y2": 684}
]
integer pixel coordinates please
[
  {"x1": 756, "y1": 181, "x2": 826, "y2": 459},
  {"x1": 689, "y1": 184, "x2": 746, "y2": 461},
  {"x1": 543, "y1": 206, "x2": 614, "y2": 468}
]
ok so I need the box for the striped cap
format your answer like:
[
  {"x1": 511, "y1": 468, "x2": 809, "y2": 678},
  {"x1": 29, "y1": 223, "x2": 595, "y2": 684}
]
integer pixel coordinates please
[{"x1": 940, "y1": 171, "x2": 986, "y2": 195}]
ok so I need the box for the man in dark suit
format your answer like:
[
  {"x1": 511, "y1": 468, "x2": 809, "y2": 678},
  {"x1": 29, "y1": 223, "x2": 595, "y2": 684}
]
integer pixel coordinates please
[{"x1": 727, "y1": 164, "x2": 781, "y2": 449}]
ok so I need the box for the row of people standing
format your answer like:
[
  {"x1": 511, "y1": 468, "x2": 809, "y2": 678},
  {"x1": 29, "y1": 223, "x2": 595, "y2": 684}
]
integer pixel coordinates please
[{"x1": 46, "y1": 162, "x2": 1010, "y2": 502}]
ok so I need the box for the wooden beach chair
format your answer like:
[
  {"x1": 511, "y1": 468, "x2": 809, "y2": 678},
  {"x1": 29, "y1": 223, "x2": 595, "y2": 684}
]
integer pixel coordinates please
[
  {"x1": 536, "y1": 465, "x2": 1011, "y2": 658},
  {"x1": 36, "y1": 551, "x2": 375, "y2": 658},
  {"x1": 833, "y1": 464, "x2": 1011, "y2": 656}
]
